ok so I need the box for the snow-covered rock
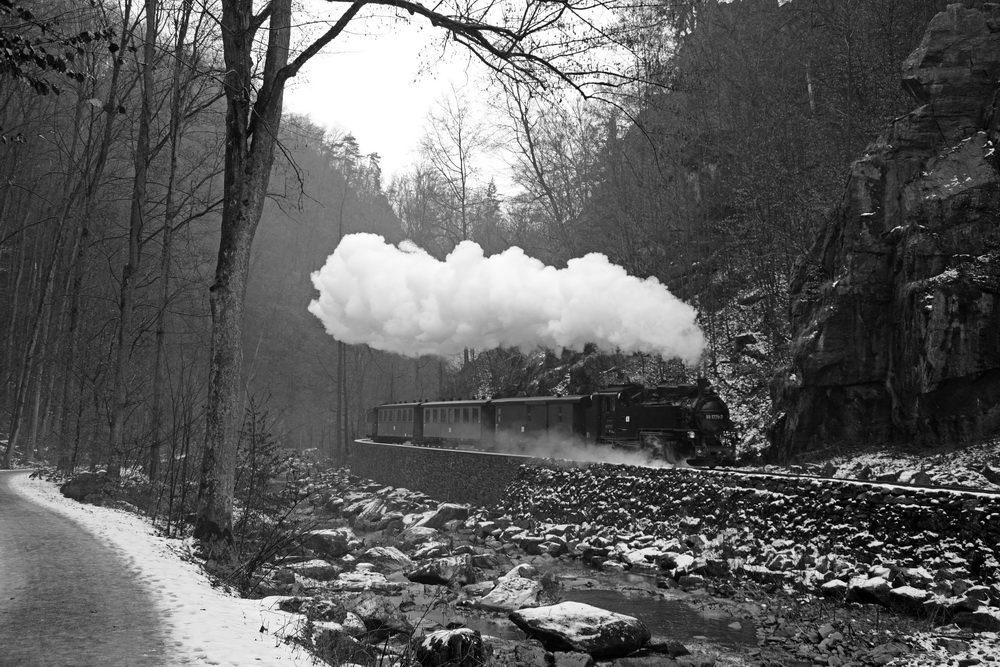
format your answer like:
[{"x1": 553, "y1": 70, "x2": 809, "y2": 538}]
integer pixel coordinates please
[
  {"x1": 329, "y1": 570, "x2": 404, "y2": 594},
  {"x1": 504, "y1": 563, "x2": 539, "y2": 579},
  {"x1": 474, "y1": 575, "x2": 544, "y2": 612},
  {"x1": 406, "y1": 554, "x2": 474, "y2": 586},
  {"x1": 396, "y1": 526, "x2": 440, "y2": 551},
  {"x1": 283, "y1": 558, "x2": 342, "y2": 581},
  {"x1": 416, "y1": 628, "x2": 485, "y2": 667},
  {"x1": 412, "y1": 541, "x2": 451, "y2": 560},
  {"x1": 360, "y1": 546, "x2": 414, "y2": 573},
  {"x1": 509, "y1": 602, "x2": 650, "y2": 659},
  {"x1": 414, "y1": 503, "x2": 471, "y2": 530},
  {"x1": 302, "y1": 527, "x2": 363, "y2": 557},
  {"x1": 349, "y1": 594, "x2": 413, "y2": 635}
]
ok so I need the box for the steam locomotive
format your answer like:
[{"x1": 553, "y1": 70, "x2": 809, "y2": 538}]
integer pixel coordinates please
[{"x1": 365, "y1": 379, "x2": 738, "y2": 466}]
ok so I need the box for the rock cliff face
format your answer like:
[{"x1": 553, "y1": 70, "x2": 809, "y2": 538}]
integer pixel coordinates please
[{"x1": 771, "y1": 5, "x2": 1000, "y2": 458}]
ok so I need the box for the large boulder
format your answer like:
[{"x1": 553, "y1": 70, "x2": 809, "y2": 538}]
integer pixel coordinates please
[
  {"x1": 414, "y1": 503, "x2": 471, "y2": 530},
  {"x1": 360, "y1": 546, "x2": 414, "y2": 574},
  {"x1": 302, "y1": 528, "x2": 363, "y2": 558},
  {"x1": 474, "y1": 576, "x2": 544, "y2": 612},
  {"x1": 406, "y1": 554, "x2": 475, "y2": 586},
  {"x1": 396, "y1": 526, "x2": 441, "y2": 551},
  {"x1": 771, "y1": 4, "x2": 1000, "y2": 457},
  {"x1": 348, "y1": 594, "x2": 413, "y2": 636},
  {"x1": 416, "y1": 628, "x2": 485, "y2": 667},
  {"x1": 509, "y1": 602, "x2": 650, "y2": 659}
]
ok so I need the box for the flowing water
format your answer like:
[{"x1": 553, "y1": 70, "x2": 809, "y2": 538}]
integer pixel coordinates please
[
  {"x1": 560, "y1": 588, "x2": 757, "y2": 647},
  {"x1": 414, "y1": 586, "x2": 757, "y2": 647}
]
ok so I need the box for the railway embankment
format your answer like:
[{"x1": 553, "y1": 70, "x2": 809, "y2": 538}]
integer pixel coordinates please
[
  {"x1": 354, "y1": 440, "x2": 1000, "y2": 621},
  {"x1": 501, "y1": 464, "x2": 1000, "y2": 579},
  {"x1": 264, "y1": 457, "x2": 1000, "y2": 666}
]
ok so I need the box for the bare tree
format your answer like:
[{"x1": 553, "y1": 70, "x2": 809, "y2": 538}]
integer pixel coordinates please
[
  {"x1": 195, "y1": 0, "x2": 651, "y2": 547},
  {"x1": 420, "y1": 88, "x2": 493, "y2": 247}
]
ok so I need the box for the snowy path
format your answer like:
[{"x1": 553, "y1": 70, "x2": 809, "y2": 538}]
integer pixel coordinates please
[{"x1": 0, "y1": 471, "x2": 315, "y2": 667}]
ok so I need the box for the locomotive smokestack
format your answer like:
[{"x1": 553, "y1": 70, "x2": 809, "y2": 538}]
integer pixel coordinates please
[{"x1": 309, "y1": 234, "x2": 705, "y2": 364}]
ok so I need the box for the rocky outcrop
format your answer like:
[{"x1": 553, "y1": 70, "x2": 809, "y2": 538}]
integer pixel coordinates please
[{"x1": 771, "y1": 4, "x2": 1000, "y2": 457}]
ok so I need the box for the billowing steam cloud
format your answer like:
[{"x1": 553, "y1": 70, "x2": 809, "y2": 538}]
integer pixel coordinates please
[{"x1": 308, "y1": 234, "x2": 705, "y2": 364}]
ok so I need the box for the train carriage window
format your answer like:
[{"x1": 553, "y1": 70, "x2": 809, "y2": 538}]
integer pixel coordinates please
[
  {"x1": 472, "y1": 407, "x2": 479, "y2": 422},
  {"x1": 433, "y1": 409, "x2": 439, "y2": 423},
  {"x1": 496, "y1": 407, "x2": 502, "y2": 423},
  {"x1": 463, "y1": 407, "x2": 469, "y2": 423},
  {"x1": 449, "y1": 408, "x2": 455, "y2": 423}
]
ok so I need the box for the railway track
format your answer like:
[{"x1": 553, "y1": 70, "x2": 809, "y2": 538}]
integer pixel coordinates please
[{"x1": 355, "y1": 438, "x2": 1000, "y2": 500}]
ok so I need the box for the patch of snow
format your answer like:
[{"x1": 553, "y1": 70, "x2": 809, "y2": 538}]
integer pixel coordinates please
[{"x1": 11, "y1": 473, "x2": 315, "y2": 666}]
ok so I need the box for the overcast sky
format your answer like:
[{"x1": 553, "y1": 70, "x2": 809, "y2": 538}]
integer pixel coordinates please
[{"x1": 284, "y1": 17, "x2": 493, "y2": 181}]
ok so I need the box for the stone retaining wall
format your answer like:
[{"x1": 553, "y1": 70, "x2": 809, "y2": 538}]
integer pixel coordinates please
[{"x1": 349, "y1": 440, "x2": 534, "y2": 506}]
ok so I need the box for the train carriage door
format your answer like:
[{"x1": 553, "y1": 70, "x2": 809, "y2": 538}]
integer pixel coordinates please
[
  {"x1": 548, "y1": 402, "x2": 570, "y2": 437},
  {"x1": 527, "y1": 403, "x2": 547, "y2": 434},
  {"x1": 601, "y1": 394, "x2": 618, "y2": 437}
]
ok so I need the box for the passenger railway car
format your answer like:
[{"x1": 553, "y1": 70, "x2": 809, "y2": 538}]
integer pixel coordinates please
[
  {"x1": 365, "y1": 379, "x2": 737, "y2": 465},
  {"x1": 421, "y1": 399, "x2": 490, "y2": 446}
]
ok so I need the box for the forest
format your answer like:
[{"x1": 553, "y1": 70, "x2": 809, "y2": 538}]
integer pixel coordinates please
[{"x1": 0, "y1": 0, "x2": 978, "y2": 526}]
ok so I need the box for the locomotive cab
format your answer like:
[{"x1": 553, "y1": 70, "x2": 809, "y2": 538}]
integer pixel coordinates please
[{"x1": 594, "y1": 379, "x2": 737, "y2": 465}]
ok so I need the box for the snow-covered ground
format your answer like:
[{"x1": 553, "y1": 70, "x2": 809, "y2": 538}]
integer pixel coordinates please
[{"x1": 10, "y1": 472, "x2": 316, "y2": 666}]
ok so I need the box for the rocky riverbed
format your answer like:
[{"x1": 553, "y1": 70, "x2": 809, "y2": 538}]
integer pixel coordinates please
[{"x1": 242, "y1": 465, "x2": 1000, "y2": 667}]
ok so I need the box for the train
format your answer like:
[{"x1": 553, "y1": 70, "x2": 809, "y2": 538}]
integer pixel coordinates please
[{"x1": 365, "y1": 378, "x2": 738, "y2": 466}]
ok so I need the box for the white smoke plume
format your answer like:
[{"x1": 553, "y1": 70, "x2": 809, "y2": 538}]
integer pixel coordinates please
[{"x1": 309, "y1": 233, "x2": 705, "y2": 364}]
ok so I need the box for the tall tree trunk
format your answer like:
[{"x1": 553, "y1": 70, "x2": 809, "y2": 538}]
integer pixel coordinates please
[
  {"x1": 108, "y1": 0, "x2": 158, "y2": 479},
  {"x1": 3, "y1": 197, "x2": 77, "y2": 467},
  {"x1": 150, "y1": 0, "x2": 193, "y2": 482},
  {"x1": 55, "y1": 2, "x2": 130, "y2": 472},
  {"x1": 194, "y1": 0, "x2": 293, "y2": 546},
  {"x1": 194, "y1": 0, "x2": 366, "y2": 545}
]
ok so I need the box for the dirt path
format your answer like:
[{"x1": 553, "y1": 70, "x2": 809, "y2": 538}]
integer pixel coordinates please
[{"x1": 0, "y1": 470, "x2": 169, "y2": 667}]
